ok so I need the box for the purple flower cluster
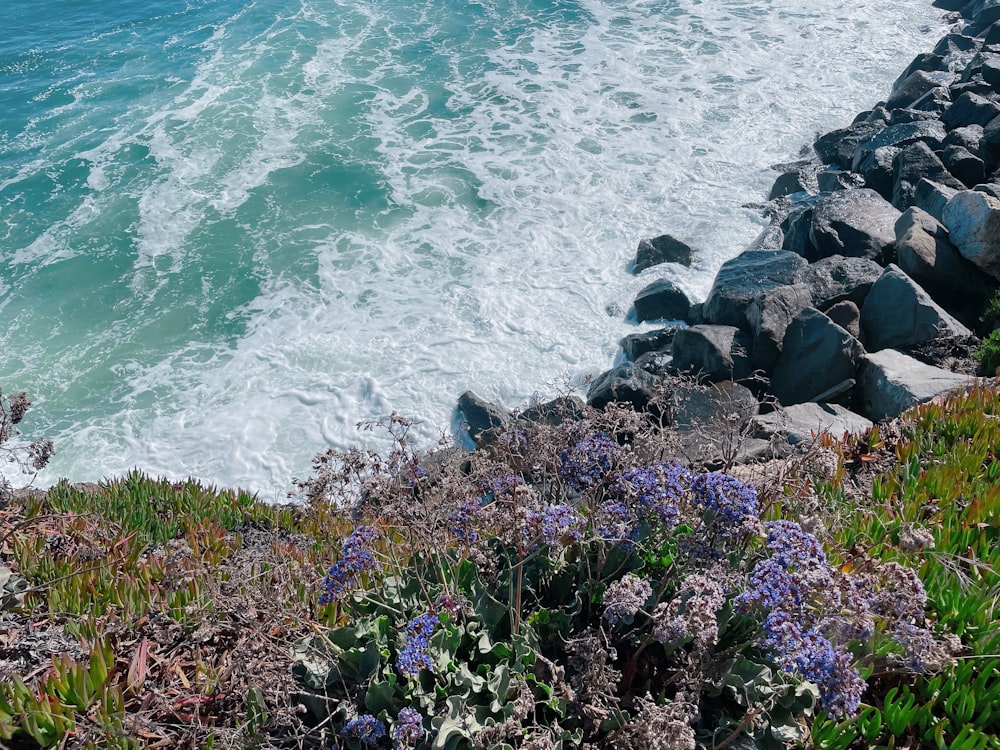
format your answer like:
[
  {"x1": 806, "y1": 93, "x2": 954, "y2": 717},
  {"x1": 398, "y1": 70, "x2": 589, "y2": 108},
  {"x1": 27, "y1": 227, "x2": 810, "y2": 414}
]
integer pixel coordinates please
[
  {"x1": 691, "y1": 472, "x2": 762, "y2": 540},
  {"x1": 602, "y1": 573, "x2": 653, "y2": 625},
  {"x1": 391, "y1": 707, "x2": 425, "y2": 748},
  {"x1": 597, "y1": 498, "x2": 637, "y2": 545},
  {"x1": 527, "y1": 503, "x2": 585, "y2": 546},
  {"x1": 450, "y1": 498, "x2": 482, "y2": 544},
  {"x1": 762, "y1": 611, "x2": 866, "y2": 717},
  {"x1": 320, "y1": 526, "x2": 381, "y2": 605},
  {"x1": 396, "y1": 613, "x2": 440, "y2": 678},
  {"x1": 559, "y1": 433, "x2": 621, "y2": 490},
  {"x1": 737, "y1": 521, "x2": 833, "y2": 615},
  {"x1": 341, "y1": 714, "x2": 386, "y2": 746},
  {"x1": 614, "y1": 462, "x2": 690, "y2": 526}
]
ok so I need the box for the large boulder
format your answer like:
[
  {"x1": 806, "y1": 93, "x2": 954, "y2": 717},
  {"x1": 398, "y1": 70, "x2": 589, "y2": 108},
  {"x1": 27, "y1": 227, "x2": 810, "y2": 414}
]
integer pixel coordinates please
[
  {"x1": 814, "y1": 121, "x2": 886, "y2": 168},
  {"x1": 770, "y1": 308, "x2": 865, "y2": 406},
  {"x1": 746, "y1": 284, "x2": 814, "y2": 371},
  {"x1": 752, "y1": 402, "x2": 873, "y2": 445},
  {"x1": 825, "y1": 300, "x2": 863, "y2": 340},
  {"x1": 914, "y1": 178, "x2": 962, "y2": 221},
  {"x1": 892, "y1": 141, "x2": 965, "y2": 210},
  {"x1": 671, "y1": 325, "x2": 751, "y2": 383},
  {"x1": 894, "y1": 207, "x2": 996, "y2": 317},
  {"x1": 620, "y1": 326, "x2": 679, "y2": 361},
  {"x1": 587, "y1": 364, "x2": 656, "y2": 411},
  {"x1": 941, "y1": 91, "x2": 1000, "y2": 129},
  {"x1": 855, "y1": 349, "x2": 969, "y2": 420},
  {"x1": 702, "y1": 250, "x2": 807, "y2": 328},
  {"x1": 781, "y1": 189, "x2": 901, "y2": 264},
  {"x1": 886, "y1": 70, "x2": 956, "y2": 110},
  {"x1": 516, "y1": 396, "x2": 587, "y2": 427},
  {"x1": 458, "y1": 391, "x2": 509, "y2": 445},
  {"x1": 633, "y1": 278, "x2": 692, "y2": 322},
  {"x1": 941, "y1": 144, "x2": 987, "y2": 187},
  {"x1": 851, "y1": 121, "x2": 948, "y2": 173},
  {"x1": 791, "y1": 255, "x2": 884, "y2": 309},
  {"x1": 860, "y1": 265, "x2": 973, "y2": 351},
  {"x1": 632, "y1": 234, "x2": 694, "y2": 273},
  {"x1": 941, "y1": 189, "x2": 1000, "y2": 279}
]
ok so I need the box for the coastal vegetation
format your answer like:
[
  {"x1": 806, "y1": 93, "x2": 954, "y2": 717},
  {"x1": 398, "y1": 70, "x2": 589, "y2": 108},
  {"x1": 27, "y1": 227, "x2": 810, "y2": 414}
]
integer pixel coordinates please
[{"x1": 0, "y1": 381, "x2": 997, "y2": 749}]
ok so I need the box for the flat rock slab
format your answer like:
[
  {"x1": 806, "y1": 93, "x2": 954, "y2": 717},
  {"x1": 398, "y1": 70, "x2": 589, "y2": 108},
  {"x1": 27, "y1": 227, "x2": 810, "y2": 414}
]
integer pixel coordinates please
[
  {"x1": 855, "y1": 349, "x2": 969, "y2": 421},
  {"x1": 753, "y1": 402, "x2": 873, "y2": 445}
]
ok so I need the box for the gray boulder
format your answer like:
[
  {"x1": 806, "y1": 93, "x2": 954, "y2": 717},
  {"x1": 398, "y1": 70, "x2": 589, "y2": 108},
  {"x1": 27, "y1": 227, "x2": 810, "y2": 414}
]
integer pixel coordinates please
[
  {"x1": 620, "y1": 326, "x2": 679, "y2": 361},
  {"x1": 632, "y1": 234, "x2": 694, "y2": 273},
  {"x1": 791, "y1": 255, "x2": 884, "y2": 309},
  {"x1": 753, "y1": 402, "x2": 873, "y2": 445},
  {"x1": 770, "y1": 308, "x2": 865, "y2": 406},
  {"x1": 670, "y1": 381, "x2": 763, "y2": 466},
  {"x1": 782, "y1": 189, "x2": 901, "y2": 264},
  {"x1": 851, "y1": 121, "x2": 948, "y2": 173},
  {"x1": 825, "y1": 300, "x2": 863, "y2": 340},
  {"x1": 914, "y1": 178, "x2": 962, "y2": 221},
  {"x1": 633, "y1": 278, "x2": 692, "y2": 322},
  {"x1": 855, "y1": 349, "x2": 969, "y2": 420},
  {"x1": 941, "y1": 144, "x2": 987, "y2": 187},
  {"x1": 854, "y1": 145, "x2": 901, "y2": 200},
  {"x1": 814, "y1": 121, "x2": 886, "y2": 168},
  {"x1": 892, "y1": 141, "x2": 965, "y2": 210},
  {"x1": 943, "y1": 124, "x2": 985, "y2": 155},
  {"x1": 587, "y1": 364, "x2": 656, "y2": 411},
  {"x1": 942, "y1": 91, "x2": 1000, "y2": 129},
  {"x1": 817, "y1": 168, "x2": 865, "y2": 193},
  {"x1": 748, "y1": 224, "x2": 785, "y2": 251},
  {"x1": 671, "y1": 325, "x2": 751, "y2": 383},
  {"x1": 942, "y1": 189, "x2": 1000, "y2": 279},
  {"x1": 980, "y1": 115, "x2": 1000, "y2": 170},
  {"x1": 458, "y1": 391, "x2": 509, "y2": 445},
  {"x1": 860, "y1": 264, "x2": 973, "y2": 351},
  {"x1": 894, "y1": 207, "x2": 996, "y2": 316},
  {"x1": 702, "y1": 250, "x2": 807, "y2": 328},
  {"x1": 746, "y1": 284, "x2": 814, "y2": 371},
  {"x1": 886, "y1": 70, "x2": 956, "y2": 110},
  {"x1": 517, "y1": 396, "x2": 587, "y2": 427}
]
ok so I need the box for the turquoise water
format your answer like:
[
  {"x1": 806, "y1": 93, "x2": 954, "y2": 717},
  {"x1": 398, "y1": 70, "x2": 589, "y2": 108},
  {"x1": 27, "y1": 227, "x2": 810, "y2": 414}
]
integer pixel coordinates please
[{"x1": 1, "y1": 0, "x2": 944, "y2": 496}]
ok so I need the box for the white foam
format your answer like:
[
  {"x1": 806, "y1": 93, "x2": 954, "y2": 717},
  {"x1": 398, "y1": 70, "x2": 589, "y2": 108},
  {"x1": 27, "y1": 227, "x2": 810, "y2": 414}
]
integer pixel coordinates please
[{"x1": 9, "y1": 0, "x2": 947, "y2": 497}]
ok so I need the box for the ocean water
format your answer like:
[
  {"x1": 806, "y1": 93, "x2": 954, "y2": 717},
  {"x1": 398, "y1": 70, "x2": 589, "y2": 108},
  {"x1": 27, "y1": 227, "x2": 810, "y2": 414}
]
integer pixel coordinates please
[{"x1": 1, "y1": 0, "x2": 945, "y2": 497}]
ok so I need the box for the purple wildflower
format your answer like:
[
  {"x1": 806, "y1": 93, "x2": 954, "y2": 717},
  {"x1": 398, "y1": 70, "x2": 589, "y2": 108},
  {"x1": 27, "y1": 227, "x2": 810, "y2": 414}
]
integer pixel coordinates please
[
  {"x1": 396, "y1": 613, "x2": 440, "y2": 678},
  {"x1": 690, "y1": 472, "x2": 762, "y2": 540},
  {"x1": 527, "y1": 504, "x2": 585, "y2": 546},
  {"x1": 392, "y1": 707, "x2": 425, "y2": 748},
  {"x1": 450, "y1": 498, "x2": 482, "y2": 544},
  {"x1": 320, "y1": 526, "x2": 380, "y2": 604},
  {"x1": 342, "y1": 714, "x2": 386, "y2": 746},
  {"x1": 736, "y1": 521, "x2": 833, "y2": 616},
  {"x1": 652, "y1": 572, "x2": 727, "y2": 647},
  {"x1": 615, "y1": 462, "x2": 690, "y2": 526},
  {"x1": 602, "y1": 573, "x2": 653, "y2": 625},
  {"x1": 559, "y1": 433, "x2": 621, "y2": 490}
]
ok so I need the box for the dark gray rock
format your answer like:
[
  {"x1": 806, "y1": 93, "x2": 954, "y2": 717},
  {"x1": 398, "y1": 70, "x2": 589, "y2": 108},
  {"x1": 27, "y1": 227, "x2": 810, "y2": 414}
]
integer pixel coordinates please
[
  {"x1": 854, "y1": 145, "x2": 901, "y2": 200},
  {"x1": 965, "y1": 0, "x2": 1000, "y2": 30},
  {"x1": 860, "y1": 264, "x2": 973, "y2": 351},
  {"x1": 792, "y1": 255, "x2": 884, "y2": 309},
  {"x1": 942, "y1": 144, "x2": 987, "y2": 186},
  {"x1": 752, "y1": 402, "x2": 873, "y2": 445},
  {"x1": 814, "y1": 121, "x2": 886, "y2": 168},
  {"x1": 670, "y1": 325, "x2": 751, "y2": 383},
  {"x1": 825, "y1": 300, "x2": 862, "y2": 340},
  {"x1": 817, "y1": 168, "x2": 865, "y2": 193},
  {"x1": 587, "y1": 364, "x2": 656, "y2": 411},
  {"x1": 914, "y1": 178, "x2": 962, "y2": 221},
  {"x1": 782, "y1": 189, "x2": 901, "y2": 264},
  {"x1": 892, "y1": 141, "x2": 966, "y2": 210},
  {"x1": 942, "y1": 91, "x2": 1000, "y2": 129},
  {"x1": 671, "y1": 381, "x2": 761, "y2": 465},
  {"x1": 632, "y1": 234, "x2": 694, "y2": 273},
  {"x1": 746, "y1": 284, "x2": 814, "y2": 371},
  {"x1": 886, "y1": 70, "x2": 956, "y2": 110},
  {"x1": 943, "y1": 124, "x2": 985, "y2": 155},
  {"x1": 889, "y1": 107, "x2": 948, "y2": 126},
  {"x1": 770, "y1": 308, "x2": 865, "y2": 406},
  {"x1": 748, "y1": 224, "x2": 784, "y2": 251},
  {"x1": 895, "y1": 206, "x2": 996, "y2": 315},
  {"x1": 458, "y1": 391, "x2": 509, "y2": 444},
  {"x1": 702, "y1": 250, "x2": 808, "y2": 328},
  {"x1": 633, "y1": 278, "x2": 692, "y2": 322},
  {"x1": 516, "y1": 396, "x2": 587, "y2": 427},
  {"x1": 942, "y1": 189, "x2": 1000, "y2": 279},
  {"x1": 932, "y1": 33, "x2": 978, "y2": 57},
  {"x1": 620, "y1": 326, "x2": 679, "y2": 361},
  {"x1": 851, "y1": 121, "x2": 948, "y2": 174},
  {"x1": 855, "y1": 349, "x2": 969, "y2": 420},
  {"x1": 982, "y1": 54, "x2": 1000, "y2": 89},
  {"x1": 633, "y1": 349, "x2": 674, "y2": 378},
  {"x1": 768, "y1": 170, "x2": 811, "y2": 200},
  {"x1": 892, "y1": 54, "x2": 949, "y2": 88}
]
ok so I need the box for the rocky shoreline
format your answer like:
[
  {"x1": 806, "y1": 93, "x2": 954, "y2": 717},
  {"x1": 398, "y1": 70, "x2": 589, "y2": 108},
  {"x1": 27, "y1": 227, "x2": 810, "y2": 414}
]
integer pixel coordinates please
[{"x1": 461, "y1": 0, "x2": 1000, "y2": 459}]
